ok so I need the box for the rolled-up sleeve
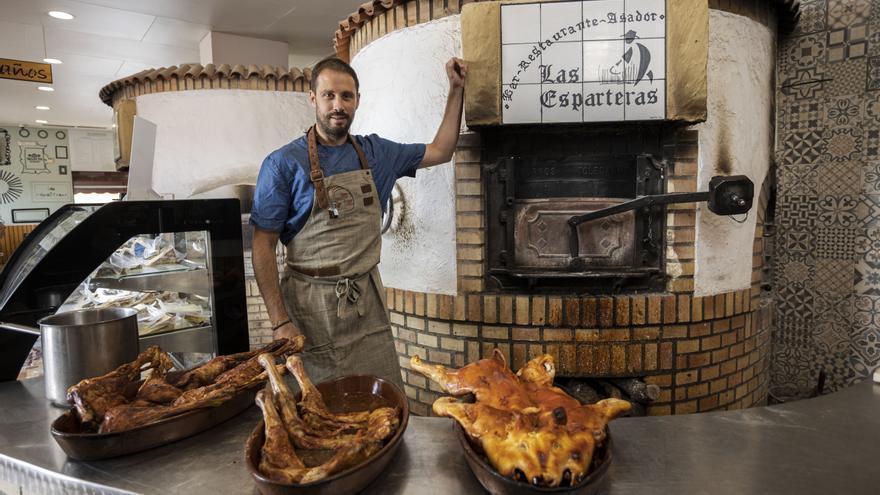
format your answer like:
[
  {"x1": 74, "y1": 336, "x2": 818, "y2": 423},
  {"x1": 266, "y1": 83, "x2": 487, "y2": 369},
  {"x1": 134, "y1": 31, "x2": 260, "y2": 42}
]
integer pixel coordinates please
[{"x1": 250, "y1": 154, "x2": 291, "y2": 233}]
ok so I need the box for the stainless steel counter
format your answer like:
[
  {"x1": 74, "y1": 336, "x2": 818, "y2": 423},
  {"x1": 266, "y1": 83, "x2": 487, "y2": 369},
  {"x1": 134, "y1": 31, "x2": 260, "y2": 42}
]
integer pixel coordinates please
[{"x1": 2, "y1": 377, "x2": 879, "y2": 495}]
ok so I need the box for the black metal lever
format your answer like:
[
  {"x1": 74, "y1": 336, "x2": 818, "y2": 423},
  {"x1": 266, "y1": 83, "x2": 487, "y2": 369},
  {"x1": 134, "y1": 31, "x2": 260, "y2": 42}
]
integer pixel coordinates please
[{"x1": 567, "y1": 175, "x2": 754, "y2": 262}]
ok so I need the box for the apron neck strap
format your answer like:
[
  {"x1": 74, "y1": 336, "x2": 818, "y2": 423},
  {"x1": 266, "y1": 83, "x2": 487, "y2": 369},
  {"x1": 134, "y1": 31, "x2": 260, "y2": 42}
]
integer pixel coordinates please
[{"x1": 306, "y1": 125, "x2": 370, "y2": 210}]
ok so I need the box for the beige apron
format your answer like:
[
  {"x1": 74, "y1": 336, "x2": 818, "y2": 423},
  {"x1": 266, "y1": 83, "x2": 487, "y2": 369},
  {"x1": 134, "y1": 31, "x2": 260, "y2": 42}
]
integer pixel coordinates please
[{"x1": 280, "y1": 126, "x2": 403, "y2": 390}]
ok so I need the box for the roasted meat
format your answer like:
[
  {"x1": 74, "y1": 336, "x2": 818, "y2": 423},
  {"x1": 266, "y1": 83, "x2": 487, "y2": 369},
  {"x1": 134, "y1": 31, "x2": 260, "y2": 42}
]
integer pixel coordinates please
[
  {"x1": 67, "y1": 338, "x2": 303, "y2": 433},
  {"x1": 258, "y1": 354, "x2": 351, "y2": 447},
  {"x1": 256, "y1": 388, "x2": 307, "y2": 480},
  {"x1": 253, "y1": 353, "x2": 400, "y2": 485},
  {"x1": 411, "y1": 350, "x2": 631, "y2": 488},
  {"x1": 134, "y1": 375, "x2": 182, "y2": 404},
  {"x1": 67, "y1": 346, "x2": 172, "y2": 427},
  {"x1": 285, "y1": 355, "x2": 372, "y2": 428},
  {"x1": 173, "y1": 339, "x2": 289, "y2": 390},
  {"x1": 171, "y1": 336, "x2": 303, "y2": 408}
]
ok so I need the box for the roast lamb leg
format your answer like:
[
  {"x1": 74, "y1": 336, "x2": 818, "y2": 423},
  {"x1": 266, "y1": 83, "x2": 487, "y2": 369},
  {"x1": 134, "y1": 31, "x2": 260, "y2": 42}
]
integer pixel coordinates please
[
  {"x1": 255, "y1": 388, "x2": 307, "y2": 483},
  {"x1": 174, "y1": 339, "x2": 291, "y2": 390},
  {"x1": 285, "y1": 355, "x2": 371, "y2": 425},
  {"x1": 255, "y1": 387, "x2": 374, "y2": 485},
  {"x1": 257, "y1": 353, "x2": 359, "y2": 447},
  {"x1": 67, "y1": 346, "x2": 173, "y2": 427}
]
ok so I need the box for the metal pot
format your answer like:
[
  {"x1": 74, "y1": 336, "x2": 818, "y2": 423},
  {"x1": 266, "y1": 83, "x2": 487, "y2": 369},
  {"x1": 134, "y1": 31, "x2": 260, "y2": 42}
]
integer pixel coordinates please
[{"x1": 0, "y1": 308, "x2": 139, "y2": 406}]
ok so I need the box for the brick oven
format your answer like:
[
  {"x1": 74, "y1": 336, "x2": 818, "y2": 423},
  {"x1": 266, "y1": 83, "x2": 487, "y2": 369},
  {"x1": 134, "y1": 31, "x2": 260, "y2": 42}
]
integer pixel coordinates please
[
  {"x1": 336, "y1": 0, "x2": 781, "y2": 416},
  {"x1": 385, "y1": 127, "x2": 772, "y2": 416}
]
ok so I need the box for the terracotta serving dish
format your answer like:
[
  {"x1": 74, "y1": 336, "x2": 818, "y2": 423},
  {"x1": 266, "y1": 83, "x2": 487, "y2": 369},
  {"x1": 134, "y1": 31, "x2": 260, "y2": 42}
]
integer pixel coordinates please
[
  {"x1": 454, "y1": 422, "x2": 612, "y2": 495},
  {"x1": 245, "y1": 375, "x2": 409, "y2": 495},
  {"x1": 52, "y1": 371, "x2": 260, "y2": 461}
]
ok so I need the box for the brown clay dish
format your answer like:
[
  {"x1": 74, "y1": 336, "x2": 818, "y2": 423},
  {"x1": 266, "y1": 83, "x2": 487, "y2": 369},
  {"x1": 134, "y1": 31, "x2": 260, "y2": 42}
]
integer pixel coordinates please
[
  {"x1": 454, "y1": 422, "x2": 612, "y2": 495},
  {"x1": 51, "y1": 371, "x2": 260, "y2": 461},
  {"x1": 245, "y1": 375, "x2": 409, "y2": 495}
]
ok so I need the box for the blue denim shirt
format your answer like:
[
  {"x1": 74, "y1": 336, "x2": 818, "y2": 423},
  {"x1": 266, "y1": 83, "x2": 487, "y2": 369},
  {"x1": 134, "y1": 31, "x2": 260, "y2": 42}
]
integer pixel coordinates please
[{"x1": 250, "y1": 134, "x2": 426, "y2": 244}]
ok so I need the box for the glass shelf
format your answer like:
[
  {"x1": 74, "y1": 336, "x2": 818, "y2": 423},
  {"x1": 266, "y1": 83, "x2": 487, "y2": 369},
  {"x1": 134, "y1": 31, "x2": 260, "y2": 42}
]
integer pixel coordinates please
[
  {"x1": 62, "y1": 231, "x2": 214, "y2": 351},
  {"x1": 88, "y1": 265, "x2": 211, "y2": 297},
  {"x1": 0, "y1": 199, "x2": 249, "y2": 382}
]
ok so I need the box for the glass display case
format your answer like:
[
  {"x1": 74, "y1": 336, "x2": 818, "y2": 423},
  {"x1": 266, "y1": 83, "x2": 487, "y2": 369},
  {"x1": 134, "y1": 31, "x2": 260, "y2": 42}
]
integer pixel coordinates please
[{"x1": 0, "y1": 199, "x2": 249, "y2": 382}]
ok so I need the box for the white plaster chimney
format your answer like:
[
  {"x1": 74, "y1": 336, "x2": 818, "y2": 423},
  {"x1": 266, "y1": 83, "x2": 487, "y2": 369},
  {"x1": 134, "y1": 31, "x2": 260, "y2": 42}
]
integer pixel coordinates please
[{"x1": 199, "y1": 32, "x2": 289, "y2": 68}]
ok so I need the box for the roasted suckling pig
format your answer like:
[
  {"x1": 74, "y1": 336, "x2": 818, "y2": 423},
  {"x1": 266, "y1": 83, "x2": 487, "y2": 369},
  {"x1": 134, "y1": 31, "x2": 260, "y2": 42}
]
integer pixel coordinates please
[
  {"x1": 411, "y1": 350, "x2": 631, "y2": 488},
  {"x1": 66, "y1": 337, "x2": 304, "y2": 433},
  {"x1": 253, "y1": 354, "x2": 400, "y2": 484}
]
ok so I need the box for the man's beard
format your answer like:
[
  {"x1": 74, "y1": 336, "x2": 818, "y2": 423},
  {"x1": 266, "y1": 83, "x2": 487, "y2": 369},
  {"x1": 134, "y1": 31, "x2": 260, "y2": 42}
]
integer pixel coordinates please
[{"x1": 317, "y1": 110, "x2": 351, "y2": 141}]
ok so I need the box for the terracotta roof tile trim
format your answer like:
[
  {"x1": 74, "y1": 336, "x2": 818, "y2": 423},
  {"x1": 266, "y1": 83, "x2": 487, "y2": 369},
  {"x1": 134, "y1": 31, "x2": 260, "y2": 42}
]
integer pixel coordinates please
[
  {"x1": 334, "y1": 0, "x2": 403, "y2": 52},
  {"x1": 99, "y1": 63, "x2": 312, "y2": 107}
]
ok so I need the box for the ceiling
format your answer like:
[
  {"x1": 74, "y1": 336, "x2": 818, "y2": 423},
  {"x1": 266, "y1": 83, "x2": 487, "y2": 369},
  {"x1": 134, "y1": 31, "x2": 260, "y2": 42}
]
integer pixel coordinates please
[{"x1": 0, "y1": 0, "x2": 366, "y2": 128}]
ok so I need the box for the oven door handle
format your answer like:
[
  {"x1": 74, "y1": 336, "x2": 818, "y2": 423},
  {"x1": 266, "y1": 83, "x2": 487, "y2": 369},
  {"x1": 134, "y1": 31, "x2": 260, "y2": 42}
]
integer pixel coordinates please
[{"x1": 567, "y1": 175, "x2": 753, "y2": 262}]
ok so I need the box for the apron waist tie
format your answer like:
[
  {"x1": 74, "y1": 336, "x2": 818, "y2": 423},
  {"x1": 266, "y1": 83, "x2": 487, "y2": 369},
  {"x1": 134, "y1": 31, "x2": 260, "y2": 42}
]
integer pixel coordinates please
[{"x1": 287, "y1": 268, "x2": 371, "y2": 318}]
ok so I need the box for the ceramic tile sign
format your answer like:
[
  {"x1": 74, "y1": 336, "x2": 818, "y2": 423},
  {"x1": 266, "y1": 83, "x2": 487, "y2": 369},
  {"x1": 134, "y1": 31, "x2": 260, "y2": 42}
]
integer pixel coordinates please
[{"x1": 501, "y1": 0, "x2": 666, "y2": 124}]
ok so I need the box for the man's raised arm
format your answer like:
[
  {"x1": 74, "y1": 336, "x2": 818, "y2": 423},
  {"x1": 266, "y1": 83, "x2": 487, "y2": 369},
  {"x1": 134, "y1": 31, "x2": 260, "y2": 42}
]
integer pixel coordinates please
[{"x1": 421, "y1": 57, "x2": 468, "y2": 168}]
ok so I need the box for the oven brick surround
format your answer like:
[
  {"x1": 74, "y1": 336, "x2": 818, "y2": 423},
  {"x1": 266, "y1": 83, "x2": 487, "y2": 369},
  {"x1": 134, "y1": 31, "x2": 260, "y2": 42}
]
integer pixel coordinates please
[{"x1": 385, "y1": 129, "x2": 773, "y2": 416}]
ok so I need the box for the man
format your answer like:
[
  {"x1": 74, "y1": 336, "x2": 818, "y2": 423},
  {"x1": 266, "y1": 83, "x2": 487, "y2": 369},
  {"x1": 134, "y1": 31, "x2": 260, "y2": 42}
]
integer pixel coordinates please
[{"x1": 251, "y1": 56, "x2": 467, "y2": 388}]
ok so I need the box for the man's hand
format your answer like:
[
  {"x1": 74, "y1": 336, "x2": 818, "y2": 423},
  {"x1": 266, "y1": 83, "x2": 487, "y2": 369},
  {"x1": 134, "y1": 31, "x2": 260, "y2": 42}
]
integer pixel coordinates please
[
  {"x1": 446, "y1": 57, "x2": 467, "y2": 90},
  {"x1": 252, "y1": 227, "x2": 304, "y2": 343},
  {"x1": 273, "y1": 321, "x2": 302, "y2": 341}
]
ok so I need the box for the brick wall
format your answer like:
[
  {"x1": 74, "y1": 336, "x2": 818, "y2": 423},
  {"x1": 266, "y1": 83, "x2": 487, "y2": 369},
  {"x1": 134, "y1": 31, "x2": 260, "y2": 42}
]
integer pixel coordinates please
[
  {"x1": 389, "y1": 287, "x2": 771, "y2": 416},
  {"x1": 245, "y1": 244, "x2": 287, "y2": 349},
  {"x1": 387, "y1": 127, "x2": 773, "y2": 417}
]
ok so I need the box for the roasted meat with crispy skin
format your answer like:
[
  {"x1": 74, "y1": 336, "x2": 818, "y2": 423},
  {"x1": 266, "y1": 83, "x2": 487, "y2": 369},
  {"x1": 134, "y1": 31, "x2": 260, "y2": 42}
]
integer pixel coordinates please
[
  {"x1": 258, "y1": 354, "x2": 351, "y2": 447},
  {"x1": 409, "y1": 349, "x2": 534, "y2": 412},
  {"x1": 285, "y1": 355, "x2": 373, "y2": 430},
  {"x1": 256, "y1": 388, "x2": 307, "y2": 481},
  {"x1": 134, "y1": 375, "x2": 182, "y2": 404},
  {"x1": 171, "y1": 336, "x2": 303, "y2": 407},
  {"x1": 258, "y1": 354, "x2": 398, "y2": 450},
  {"x1": 100, "y1": 391, "x2": 229, "y2": 433},
  {"x1": 256, "y1": 388, "x2": 373, "y2": 485},
  {"x1": 69, "y1": 338, "x2": 302, "y2": 433},
  {"x1": 99, "y1": 362, "x2": 288, "y2": 434},
  {"x1": 67, "y1": 346, "x2": 172, "y2": 426},
  {"x1": 411, "y1": 351, "x2": 631, "y2": 488},
  {"x1": 173, "y1": 339, "x2": 289, "y2": 390},
  {"x1": 254, "y1": 353, "x2": 400, "y2": 484}
]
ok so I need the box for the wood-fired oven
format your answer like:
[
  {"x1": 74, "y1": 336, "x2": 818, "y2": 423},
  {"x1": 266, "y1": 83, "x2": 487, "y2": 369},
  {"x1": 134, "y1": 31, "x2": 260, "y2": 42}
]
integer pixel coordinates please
[{"x1": 485, "y1": 126, "x2": 672, "y2": 292}]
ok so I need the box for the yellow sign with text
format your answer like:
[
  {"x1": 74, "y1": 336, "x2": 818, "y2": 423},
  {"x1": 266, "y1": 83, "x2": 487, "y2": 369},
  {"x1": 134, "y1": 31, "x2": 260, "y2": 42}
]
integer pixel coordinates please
[{"x1": 0, "y1": 58, "x2": 53, "y2": 84}]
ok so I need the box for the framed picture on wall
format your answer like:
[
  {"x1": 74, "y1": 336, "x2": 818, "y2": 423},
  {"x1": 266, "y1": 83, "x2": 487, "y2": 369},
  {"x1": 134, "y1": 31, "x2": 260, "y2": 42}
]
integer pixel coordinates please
[
  {"x1": 55, "y1": 145, "x2": 68, "y2": 160},
  {"x1": 12, "y1": 208, "x2": 50, "y2": 223},
  {"x1": 58, "y1": 165, "x2": 68, "y2": 175},
  {"x1": 32, "y1": 182, "x2": 72, "y2": 202},
  {"x1": 0, "y1": 129, "x2": 10, "y2": 165}
]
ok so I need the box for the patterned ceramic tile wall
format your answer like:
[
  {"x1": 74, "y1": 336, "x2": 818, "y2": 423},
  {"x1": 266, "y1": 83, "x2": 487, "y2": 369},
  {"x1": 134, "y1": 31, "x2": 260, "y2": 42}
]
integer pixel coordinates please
[{"x1": 774, "y1": 0, "x2": 880, "y2": 396}]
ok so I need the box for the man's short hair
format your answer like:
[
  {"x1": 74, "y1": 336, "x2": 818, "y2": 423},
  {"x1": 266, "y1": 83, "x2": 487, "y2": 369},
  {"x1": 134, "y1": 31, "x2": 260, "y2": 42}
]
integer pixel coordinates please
[{"x1": 310, "y1": 57, "x2": 360, "y2": 92}]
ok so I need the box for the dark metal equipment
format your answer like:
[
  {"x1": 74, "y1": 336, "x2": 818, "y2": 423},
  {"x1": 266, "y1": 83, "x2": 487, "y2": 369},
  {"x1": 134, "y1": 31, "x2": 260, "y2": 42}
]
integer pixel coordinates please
[
  {"x1": 484, "y1": 127, "x2": 670, "y2": 292},
  {"x1": 567, "y1": 174, "x2": 754, "y2": 267},
  {"x1": 483, "y1": 126, "x2": 754, "y2": 292}
]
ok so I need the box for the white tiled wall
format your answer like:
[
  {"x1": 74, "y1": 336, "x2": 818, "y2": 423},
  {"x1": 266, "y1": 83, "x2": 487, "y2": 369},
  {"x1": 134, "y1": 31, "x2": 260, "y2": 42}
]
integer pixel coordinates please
[{"x1": 501, "y1": 0, "x2": 667, "y2": 124}]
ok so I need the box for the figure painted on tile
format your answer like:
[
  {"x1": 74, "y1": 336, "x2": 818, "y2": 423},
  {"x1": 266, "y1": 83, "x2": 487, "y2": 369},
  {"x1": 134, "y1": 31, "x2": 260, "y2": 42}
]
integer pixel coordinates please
[{"x1": 251, "y1": 56, "x2": 467, "y2": 388}]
